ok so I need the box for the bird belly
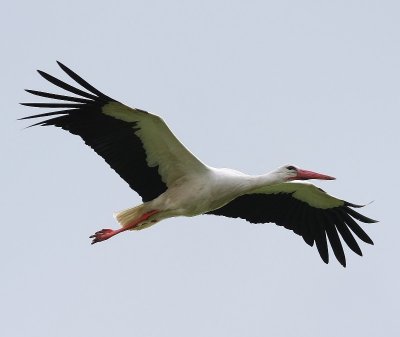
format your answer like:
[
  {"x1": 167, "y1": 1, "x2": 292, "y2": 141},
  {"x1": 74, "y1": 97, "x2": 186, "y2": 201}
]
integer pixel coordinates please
[{"x1": 150, "y1": 180, "x2": 218, "y2": 217}]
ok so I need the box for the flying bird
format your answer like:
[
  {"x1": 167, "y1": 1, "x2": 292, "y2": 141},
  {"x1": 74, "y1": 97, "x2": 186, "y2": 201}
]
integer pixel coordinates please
[{"x1": 20, "y1": 62, "x2": 377, "y2": 267}]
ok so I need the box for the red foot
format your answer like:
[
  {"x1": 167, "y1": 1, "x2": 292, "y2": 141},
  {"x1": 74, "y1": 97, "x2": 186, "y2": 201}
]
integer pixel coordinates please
[
  {"x1": 90, "y1": 209, "x2": 160, "y2": 245},
  {"x1": 90, "y1": 228, "x2": 118, "y2": 244}
]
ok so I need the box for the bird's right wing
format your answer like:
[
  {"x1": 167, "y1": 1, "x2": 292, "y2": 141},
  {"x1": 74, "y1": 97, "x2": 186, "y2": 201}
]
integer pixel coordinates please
[
  {"x1": 20, "y1": 62, "x2": 209, "y2": 202},
  {"x1": 208, "y1": 182, "x2": 377, "y2": 266}
]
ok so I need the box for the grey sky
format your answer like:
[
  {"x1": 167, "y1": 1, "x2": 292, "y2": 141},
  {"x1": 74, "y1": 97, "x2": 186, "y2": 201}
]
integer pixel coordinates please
[{"x1": 2, "y1": 1, "x2": 399, "y2": 336}]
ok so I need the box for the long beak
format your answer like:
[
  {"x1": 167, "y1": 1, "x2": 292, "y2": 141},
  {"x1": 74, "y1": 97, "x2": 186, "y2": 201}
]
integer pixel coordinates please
[{"x1": 296, "y1": 169, "x2": 336, "y2": 180}]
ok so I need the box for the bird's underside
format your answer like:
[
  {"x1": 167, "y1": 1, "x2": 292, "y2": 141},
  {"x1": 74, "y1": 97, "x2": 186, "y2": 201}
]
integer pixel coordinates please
[{"x1": 20, "y1": 61, "x2": 378, "y2": 267}]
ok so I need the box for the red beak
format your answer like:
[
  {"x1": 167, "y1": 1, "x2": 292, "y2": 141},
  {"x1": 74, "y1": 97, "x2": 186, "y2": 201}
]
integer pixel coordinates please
[{"x1": 295, "y1": 169, "x2": 336, "y2": 181}]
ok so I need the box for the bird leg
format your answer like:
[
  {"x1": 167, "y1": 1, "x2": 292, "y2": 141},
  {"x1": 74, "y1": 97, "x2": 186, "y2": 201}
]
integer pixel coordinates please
[{"x1": 90, "y1": 209, "x2": 159, "y2": 244}]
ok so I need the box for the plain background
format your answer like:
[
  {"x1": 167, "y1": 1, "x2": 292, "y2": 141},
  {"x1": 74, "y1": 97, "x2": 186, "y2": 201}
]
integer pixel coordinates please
[{"x1": 2, "y1": 1, "x2": 399, "y2": 336}]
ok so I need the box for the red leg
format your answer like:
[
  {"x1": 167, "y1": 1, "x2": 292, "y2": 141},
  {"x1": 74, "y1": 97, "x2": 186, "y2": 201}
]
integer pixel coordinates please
[{"x1": 90, "y1": 209, "x2": 159, "y2": 244}]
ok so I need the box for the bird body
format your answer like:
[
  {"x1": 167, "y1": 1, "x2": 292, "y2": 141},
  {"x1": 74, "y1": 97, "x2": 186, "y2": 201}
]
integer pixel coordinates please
[
  {"x1": 116, "y1": 168, "x2": 273, "y2": 228},
  {"x1": 21, "y1": 62, "x2": 377, "y2": 266}
]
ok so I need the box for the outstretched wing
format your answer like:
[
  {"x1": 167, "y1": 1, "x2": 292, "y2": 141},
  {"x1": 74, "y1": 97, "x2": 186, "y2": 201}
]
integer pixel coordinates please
[
  {"x1": 21, "y1": 62, "x2": 208, "y2": 202},
  {"x1": 208, "y1": 182, "x2": 377, "y2": 267}
]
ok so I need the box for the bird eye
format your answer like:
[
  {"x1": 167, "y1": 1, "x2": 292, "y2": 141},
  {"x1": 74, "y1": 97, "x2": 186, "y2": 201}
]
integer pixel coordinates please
[{"x1": 286, "y1": 165, "x2": 296, "y2": 171}]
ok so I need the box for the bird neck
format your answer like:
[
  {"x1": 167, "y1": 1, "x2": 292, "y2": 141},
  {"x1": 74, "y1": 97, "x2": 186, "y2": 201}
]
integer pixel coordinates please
[{"x1": 246, "y1": 172, "x2": 285, "y2": 192}]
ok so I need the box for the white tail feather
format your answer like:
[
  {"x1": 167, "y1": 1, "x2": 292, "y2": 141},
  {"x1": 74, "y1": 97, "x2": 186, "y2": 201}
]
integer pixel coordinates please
[{"x1": 113, "y1": 205, "x2": 144, "y2": 228}]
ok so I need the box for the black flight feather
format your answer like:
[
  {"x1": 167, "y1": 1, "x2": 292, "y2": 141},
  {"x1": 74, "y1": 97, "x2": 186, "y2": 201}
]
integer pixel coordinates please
[
  {"x1": 21, "y1": 62, "x2": 167, "y2": 202},
  {"x1": 208, "y1": 192, "x2": 376, "y2": 266}
]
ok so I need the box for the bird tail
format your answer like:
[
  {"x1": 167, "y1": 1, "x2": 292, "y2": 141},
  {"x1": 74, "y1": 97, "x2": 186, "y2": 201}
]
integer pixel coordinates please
[
  {"x1": 114, "y1": 205, "x2": 142, "y2": 229},
  {"x1": 113, "y1": 205, "x2": 156, "y2": 231}
]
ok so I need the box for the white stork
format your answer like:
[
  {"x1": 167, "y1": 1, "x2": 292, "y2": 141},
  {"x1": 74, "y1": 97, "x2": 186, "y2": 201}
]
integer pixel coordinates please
[{"x1": 21, "y1": 62, "x2": 377, "y2": 267}]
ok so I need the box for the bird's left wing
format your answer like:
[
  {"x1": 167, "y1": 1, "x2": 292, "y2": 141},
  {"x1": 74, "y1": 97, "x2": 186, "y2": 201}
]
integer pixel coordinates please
[
  {"x1": 21, "y1": 62, "x2": 208, "y2": 202},
  {"x1": 207, "y1": 182, "x2": 377, "y2": 266}
]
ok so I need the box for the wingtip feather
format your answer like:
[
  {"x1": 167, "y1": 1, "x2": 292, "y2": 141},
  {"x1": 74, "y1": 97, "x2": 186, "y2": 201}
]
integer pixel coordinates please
[
  {"x1": 37, "y1": 69, "x2": 46, "y2": 77},
  {"x1": 57, "y1": 61, "x2": 68, "y2": 71},
  {"x1": 345, "y1": 201, "x2": 365, "y2": 208}
]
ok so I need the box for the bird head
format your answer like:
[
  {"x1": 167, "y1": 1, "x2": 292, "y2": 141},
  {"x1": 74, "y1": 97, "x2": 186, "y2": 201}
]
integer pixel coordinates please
[{"x1": 278, "y1": 165, "x2": 336, "y2": 181}]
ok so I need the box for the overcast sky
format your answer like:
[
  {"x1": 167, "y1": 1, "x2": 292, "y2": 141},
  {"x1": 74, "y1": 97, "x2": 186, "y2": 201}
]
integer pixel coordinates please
[{"x1": 2, "y1": 1, "x2": 399, "y2": 336}]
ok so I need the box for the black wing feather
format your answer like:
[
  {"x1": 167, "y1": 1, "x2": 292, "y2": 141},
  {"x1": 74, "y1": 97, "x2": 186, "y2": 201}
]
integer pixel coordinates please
[
  {"x1": 323, "y1": 212, "x2": 346, "y2": 267},
  {"x1": 56, "y1": 61, "x2": 112, "y2": 100},
  {"x1": 21, "y1": 62, "x2": 167, "y2": 202},
  {"x1": 339, "y1": 210, "x2": 374, "y2": 244},
  {"x1": 21, "y1": 102, "x2": 87, "y2": 109},
  {"x1": 207, "y1": 193, "x2": 376, "y2": 266},
  {"x1": 312, "y1": 211, "x2": 329, "y2": 264},
  {"x1": 25, "y1": 89, "x2": 94, "y2": 104},
  {"x1": 329, "y1": 209, "x2": 363, "y2": 256},
  {"x1": 37, "y1": 70, "x2": 99, "y2": 100},
  {"x1": 299, "y1": 206, "x2": 314, "y2": 247}
]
